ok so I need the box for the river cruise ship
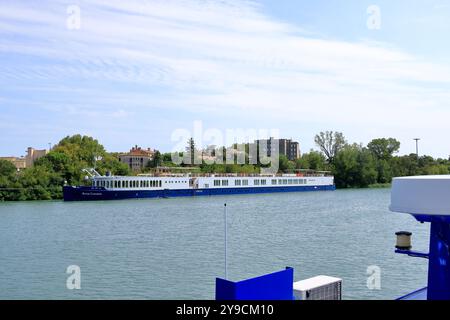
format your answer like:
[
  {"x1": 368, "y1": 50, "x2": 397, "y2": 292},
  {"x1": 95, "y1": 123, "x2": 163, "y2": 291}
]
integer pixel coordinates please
[{"x1": 63, "y1": 170, "x2": 335, "y2": 201}]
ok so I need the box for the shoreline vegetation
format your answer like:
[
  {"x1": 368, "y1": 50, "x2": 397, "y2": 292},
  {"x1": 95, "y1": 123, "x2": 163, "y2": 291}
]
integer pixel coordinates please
[
  {"x1": 1, "y1": 132, "x2": 449, "y2": 201},
  {"x1": 368, "y1": 183, "x2": 392, "y2": 189}
]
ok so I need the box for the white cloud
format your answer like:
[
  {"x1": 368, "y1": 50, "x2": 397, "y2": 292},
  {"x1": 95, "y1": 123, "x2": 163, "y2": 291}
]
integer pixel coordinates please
[{"x1": 0, "y1": 0, "x2": 450, "y2": 156}]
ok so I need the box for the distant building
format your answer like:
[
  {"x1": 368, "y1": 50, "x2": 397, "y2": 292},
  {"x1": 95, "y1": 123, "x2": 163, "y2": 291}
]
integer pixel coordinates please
[
  {"x1": 0, "y1": 156, "x2": 26, "y2": 170},
  {"x1": 0, "y1": 147, "x2": 48, "y2": 170},
  {"x1": 118, "y1": 145, "x2": 155, "y2": 171},
  {"x1": 252, "y1": 138, "x2": 301, "y2": 161},
  {"x1": 279, "y1": 139, "x2": 300, "y2": 161},
  {"x1": 25, "y1": 147, "x2": 48, "y2": 167}
]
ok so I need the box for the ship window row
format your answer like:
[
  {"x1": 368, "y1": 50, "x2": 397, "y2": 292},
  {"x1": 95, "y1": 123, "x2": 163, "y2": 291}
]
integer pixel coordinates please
[
  {"x1": 254, "y1": 179, "x2": 268, "y2": 185},
  {"x1": 275, "y1": 179, "x2": 307, "y2": 185},
  {"x1": 94, "y1": 180, "x2": 162, "y2": 188},
  {"x1": 206, "y1": 178, "x2": 308, "y2": 188},
  {"x1": 252, "y1": 179, "x2": 308, "y2": 186},
  {"x1": 233, "y1": 180, "x2": 250, "y2": 186}
]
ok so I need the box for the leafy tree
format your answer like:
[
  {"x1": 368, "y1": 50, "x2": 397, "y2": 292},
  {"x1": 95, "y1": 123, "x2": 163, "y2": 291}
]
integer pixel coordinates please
[
  {"x1": 278, "y1": 155, "x2": 295, "y2": 172},
  {"x1": 366, "y1": 138, "x2": 400, "y2": 184},
  {"x1": 38, "y1": 135, "x2": 130, "y2": 184},
  {"x1": 144, "y1": 151, "x2": 163, "y2": 171},
  {"x1": 0, "y1": 160, "x2": 18, "y2": 201},
  {"x1": 367, "y1": 138, "x2": 400, "y2": 161},
  {"x1": 423, "y1": 164, "x2": 449, "y2": 175},
  {"x1": 55, "y1": 135, "x2": 106, "y2": 167},
  {"x1": 375, "y1": 159, "x2": 393, "y2": 184},
  {"x1": 186, "y1": 138, "x2": 196, "y2": 165},
  {"x1": 333, "y1": 144, "x2": 377, "y2": 188},
  {"x1": 152, "y1": 151, "x2": 162, "y2": 168},
  {"x1": 162, "y1": 153, "x2": 173, "y2": 163},
  {"x1": 96, "y1": 153, "x2": 131, "y2": 176},
  {"x1": 0, "y1": 160, "x2": 17, "y2": 177},
  {"x1": 314, "y1": 131, "x2": 347, "y2": 163},
  {"x1": 390, "y1": 154, "x2": 419, "y2": 177},
  {"x1": 296, "y1": 151, "x2": 327, "y2": 171},
  {"x1": 18, "y1": 166, "x2": 62, "y2": 200}
]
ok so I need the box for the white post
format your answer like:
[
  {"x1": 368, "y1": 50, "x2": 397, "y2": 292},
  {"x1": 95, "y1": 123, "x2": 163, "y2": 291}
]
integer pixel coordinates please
[{"x1": 224, "y1": 203, "x2": 228, "y2": 280}]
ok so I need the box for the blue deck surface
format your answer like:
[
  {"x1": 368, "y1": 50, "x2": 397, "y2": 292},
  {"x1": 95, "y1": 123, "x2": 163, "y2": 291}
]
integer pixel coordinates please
[{"x1": 398, "y1": 287, "x2": 427, "y2": 300}]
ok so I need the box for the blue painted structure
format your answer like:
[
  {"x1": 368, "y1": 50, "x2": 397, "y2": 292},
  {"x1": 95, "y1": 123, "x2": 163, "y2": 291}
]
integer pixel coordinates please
[
  {"x1": 390, "y1": 176, "x2": 450, "y2": 300},
  {"x1": 397, "y1": 287, "x2": 428, "y2": 300},
  {"x1": 215, "y1": 267, "x2": 294, "y2": 300},
  {"x1": 63, "y1": 185, "x2": 336, "y2": 201},
  {"x1": 397, "y1": 215, "x2": 450, "y2": 300}
]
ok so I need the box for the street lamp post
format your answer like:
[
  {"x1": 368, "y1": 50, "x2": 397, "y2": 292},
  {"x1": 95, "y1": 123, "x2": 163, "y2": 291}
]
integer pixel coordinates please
[{"x1": 414, "y1": 138, "x2": 420, "y2": 158}]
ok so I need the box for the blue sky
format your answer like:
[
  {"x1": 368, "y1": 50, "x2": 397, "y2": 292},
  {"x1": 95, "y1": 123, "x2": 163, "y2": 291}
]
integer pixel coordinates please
[{"x1": 1, "y1": 0, "x2": 450, "y2": 158}]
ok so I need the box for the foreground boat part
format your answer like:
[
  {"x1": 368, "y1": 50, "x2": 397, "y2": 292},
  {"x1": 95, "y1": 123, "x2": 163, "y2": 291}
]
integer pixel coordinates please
[
  {"x1": 293, "y1": 275, "x2": 342, "y2": 300},
  {"x1": 391, "y1": 175, "x2": 450, "y2": 300},
  {"x1": 215, "y1": 268, "x2": 342, "y2": 300}
]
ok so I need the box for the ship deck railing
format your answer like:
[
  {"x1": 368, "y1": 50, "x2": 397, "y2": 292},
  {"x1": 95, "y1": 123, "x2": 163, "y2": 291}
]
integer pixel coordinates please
[{"x1": 136, "y1": 172, "x2": 331, "y2": 178}]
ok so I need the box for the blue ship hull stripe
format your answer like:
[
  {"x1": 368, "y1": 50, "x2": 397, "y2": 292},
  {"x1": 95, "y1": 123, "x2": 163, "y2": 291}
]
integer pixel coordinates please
[{"x1": 63, "y1": 185, "x2": 336, "y2": 201}]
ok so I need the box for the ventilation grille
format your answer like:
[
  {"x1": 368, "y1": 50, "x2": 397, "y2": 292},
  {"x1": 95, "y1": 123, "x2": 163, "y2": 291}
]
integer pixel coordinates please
[
  {"x1": 293, "y1": 276, "x2": 342, "y2": 300},
  {"x1": 305, "y1": 282, "x2": 341, "y2": 300}
]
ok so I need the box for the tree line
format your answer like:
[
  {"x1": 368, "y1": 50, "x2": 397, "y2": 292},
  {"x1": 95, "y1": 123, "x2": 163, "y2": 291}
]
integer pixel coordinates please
[
  {"x1": 310, "y1": 131, "x2": 449, "y2": 188},
  {"x1": 148, "y1": 133, "x2": 450, "y2": 189},
  {"x1": 0, "y1": 135, "x2": 130, "y2": 201},
  {"x1": 1, "y1": 133, "x2": 449, "y2": 201}
]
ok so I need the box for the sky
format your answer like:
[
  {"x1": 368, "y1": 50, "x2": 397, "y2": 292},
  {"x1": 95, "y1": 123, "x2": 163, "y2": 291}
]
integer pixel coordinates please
[{"x1": 1, "y1": 0, "x2": 450, "y2": 158}]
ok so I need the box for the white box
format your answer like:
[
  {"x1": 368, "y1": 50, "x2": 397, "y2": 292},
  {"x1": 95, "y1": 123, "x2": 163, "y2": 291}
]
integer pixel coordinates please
[{"x1": 293, "y1": 275, "x2": 342, "y2": 300}]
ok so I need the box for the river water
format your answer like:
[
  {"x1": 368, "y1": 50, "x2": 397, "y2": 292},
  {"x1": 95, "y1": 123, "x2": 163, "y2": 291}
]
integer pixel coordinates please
[{"x1": 0, "y1": 188, "x2": 429, "y2": 299}]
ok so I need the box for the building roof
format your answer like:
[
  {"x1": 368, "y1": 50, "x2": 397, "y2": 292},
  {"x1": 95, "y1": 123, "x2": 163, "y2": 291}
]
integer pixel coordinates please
[{"x1": 119, "y1": 145, "x2": 155, "y2": 157}]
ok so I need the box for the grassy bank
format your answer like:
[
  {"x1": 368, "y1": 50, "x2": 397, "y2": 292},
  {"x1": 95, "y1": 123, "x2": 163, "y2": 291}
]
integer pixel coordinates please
[{"x1": 368, "y1": 183, "x2": 392, "y2": 189}]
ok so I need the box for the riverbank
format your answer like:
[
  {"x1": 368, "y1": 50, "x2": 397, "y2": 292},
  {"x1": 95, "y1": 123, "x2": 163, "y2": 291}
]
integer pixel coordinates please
[
  {"x1": 368, "y1": 183, "x2": 392, "y2": 189},
  {"x1": 2, "y1": 134, "x2": 449, "y2": 201}
]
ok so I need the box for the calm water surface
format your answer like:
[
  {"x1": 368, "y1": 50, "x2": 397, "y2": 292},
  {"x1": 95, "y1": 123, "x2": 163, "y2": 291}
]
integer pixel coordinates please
[{"x1": 0, "y1": 189, "x2": 429, "y2": 299}]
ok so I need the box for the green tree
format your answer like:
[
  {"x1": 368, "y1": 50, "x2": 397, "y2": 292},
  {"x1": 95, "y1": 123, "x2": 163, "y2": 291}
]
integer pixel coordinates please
[
  {"x1": 0, "y1": 160, "x2": 17, "y2": 177},
  {"x1": 144, "y1": 150, "x2": 163, "y2": 170},
  {"x1": 423, "y1": 164, "x2": 449, "y2": 175},
  {"x1": 55, "y1": 135, "x2": 106, "y2": 167},
  {"x1": 278, "y1": 155, "x2": 295, "y2": 172},
  {"x1": 391, "y1": 154, "x2": 420, "y2": 177},
  {"x1": 162, "y1": 153, "x2": 173, "y2": 163},
  {"x1": 333, "y1": 144, "x2": 377, "y2": 188},
  {"x1": 0, "y1": 160, "x2": 18, "y2": 201},
  {"x1": 367, "y1": 138, "x2": 400, "y2": 161},
  {"x1": 296, "y1": 151, "x2": 327, "y2": 170},
  {"x1": 96, "y1": 153, "x2": 131, "y2": 176},
  {"x1": 152, "y1": 151, "x2": 162, "y2": 168},
  {"x1": 186, "y1": 138, "x2": 196, "y2": 165},
  {"x1": 314, "y1": 131, "x2": 347, "y2": 163},
  {"x1": 18, "y1": 166, "x2": 62, "y2": 200},
  {"x1": 38, "y1": 135, "x2": 130, "y2": 184},
  {"x1": 52, "y1": 135, "x2": 130, "y2": 195}
]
